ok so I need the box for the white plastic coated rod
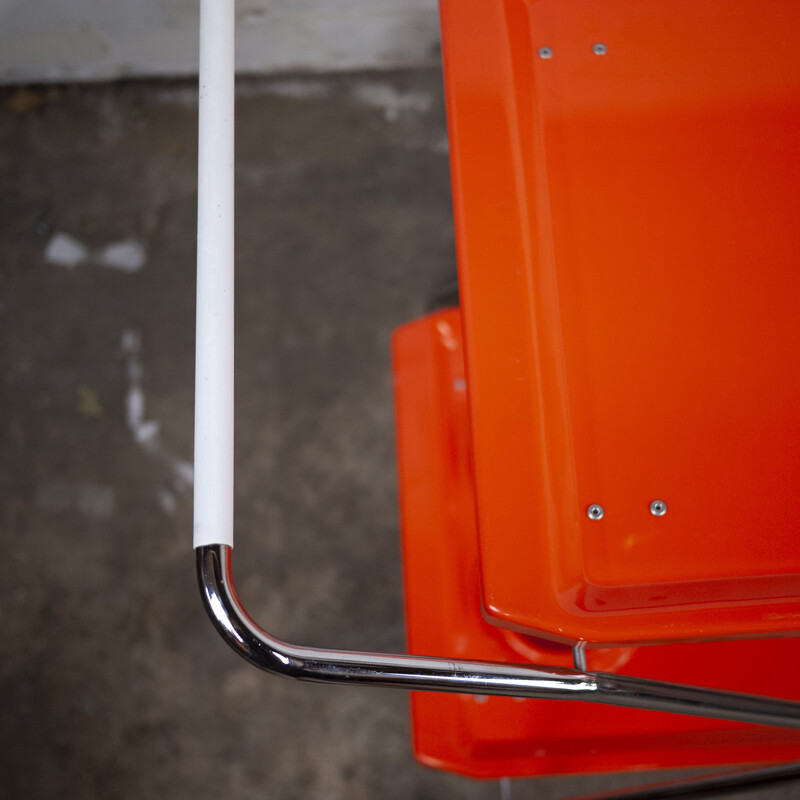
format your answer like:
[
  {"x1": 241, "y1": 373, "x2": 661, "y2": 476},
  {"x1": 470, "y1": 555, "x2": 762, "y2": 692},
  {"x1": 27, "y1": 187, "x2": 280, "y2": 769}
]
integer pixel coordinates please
[{"x1": 195, "y1": 0, "x2": 235, "y2": 548}]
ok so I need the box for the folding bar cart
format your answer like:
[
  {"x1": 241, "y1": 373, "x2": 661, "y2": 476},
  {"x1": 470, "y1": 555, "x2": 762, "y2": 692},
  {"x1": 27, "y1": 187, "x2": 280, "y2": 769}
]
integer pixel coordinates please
[{"x1": 194, "y1": 0, "x2": 800, "y2": 793}]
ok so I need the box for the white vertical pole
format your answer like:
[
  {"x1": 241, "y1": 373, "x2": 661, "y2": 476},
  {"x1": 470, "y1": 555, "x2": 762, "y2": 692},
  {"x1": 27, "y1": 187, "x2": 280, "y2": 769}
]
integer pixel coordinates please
[{"x1": 194, "y1": 0, "x2": 235, "y2": 548}]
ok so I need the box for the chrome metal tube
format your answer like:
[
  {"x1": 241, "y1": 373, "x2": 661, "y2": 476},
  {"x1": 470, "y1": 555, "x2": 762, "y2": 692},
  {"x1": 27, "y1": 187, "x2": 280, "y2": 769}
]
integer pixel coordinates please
[
  {"x1": 198, "y1": 545, "x2": 800, "y2": 729},
  {"x1": 570, "y1": 761, "x2": 800, "y2": 799}
]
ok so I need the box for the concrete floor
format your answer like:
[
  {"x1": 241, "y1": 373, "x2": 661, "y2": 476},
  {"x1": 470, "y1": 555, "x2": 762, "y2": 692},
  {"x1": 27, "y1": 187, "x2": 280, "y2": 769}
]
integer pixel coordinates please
[{"x1": 0, "y1": 72, "x2": 795, "y2": 800}]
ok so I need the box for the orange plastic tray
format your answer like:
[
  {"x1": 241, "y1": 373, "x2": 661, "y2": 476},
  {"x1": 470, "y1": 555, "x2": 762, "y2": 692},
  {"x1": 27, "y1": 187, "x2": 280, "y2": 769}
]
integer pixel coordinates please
[
  {"x1": 393, "y1": 310, "x2": 800, "y2": 777},
  {"x1": 440, "y1": 0, "x2": 800, "y2": 644}
]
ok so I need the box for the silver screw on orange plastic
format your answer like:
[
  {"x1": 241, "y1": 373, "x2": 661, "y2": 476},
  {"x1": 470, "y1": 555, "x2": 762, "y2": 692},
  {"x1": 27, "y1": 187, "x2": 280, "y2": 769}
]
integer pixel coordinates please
[
  {"x1": 593, "y1": 42, "x2": 608, "y2": 55},
  {"x1": 587, "y1": 504, "x2": 604, "y2": 520},
  {"x1": 650, "y1": 500, "x2": 668, "y2": 517}
]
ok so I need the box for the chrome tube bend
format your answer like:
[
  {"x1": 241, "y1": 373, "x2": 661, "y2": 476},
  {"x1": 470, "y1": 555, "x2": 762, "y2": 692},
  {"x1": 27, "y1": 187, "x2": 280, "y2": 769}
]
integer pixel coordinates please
[{"x1": 198, "y1": 545, "x2": 800, "y2": 729}]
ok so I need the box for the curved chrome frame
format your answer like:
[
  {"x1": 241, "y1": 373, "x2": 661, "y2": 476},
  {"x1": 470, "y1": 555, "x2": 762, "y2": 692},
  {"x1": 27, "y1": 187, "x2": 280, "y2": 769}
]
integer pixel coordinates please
[{"x1": 198, "y1": 545, "x2": 800, "y2": 729}]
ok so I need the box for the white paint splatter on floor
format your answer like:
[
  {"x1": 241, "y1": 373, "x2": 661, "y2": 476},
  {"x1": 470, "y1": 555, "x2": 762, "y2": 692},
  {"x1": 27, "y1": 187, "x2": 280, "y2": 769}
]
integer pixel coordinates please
[
  {"x1": 351, "y1": 82, "x2": 432, "y2": 122},
  {"x1": 126, "y1": 384, "x2": 145, "y2": 431},
  {"x1": 122, "y1": 329, "x2": 158, "y2": 448},
  {"x1": 96, "y1": 240, "x2": 146, "y2": 272},
  {"x1": 44, "y1": 232, "x2": 89, "y2": 268},
  {"x1": 44, "y1": 233, "x2": 146, "y2": 272},
  {"x1": 167, "y1": 457, "x2": 194, "y2": 487},
  {"x1": 122, "y1": 329, "x2": 148, "y2": 437},
  {"x1": 134, "y1": 419, "x2": 161, "y2": 445},
  {"x1": 121, "y1": 329, "x2": 193, "y2": 503},
  {"x1": 157, "y1": 489, "x2": 177, "y2": 515}
]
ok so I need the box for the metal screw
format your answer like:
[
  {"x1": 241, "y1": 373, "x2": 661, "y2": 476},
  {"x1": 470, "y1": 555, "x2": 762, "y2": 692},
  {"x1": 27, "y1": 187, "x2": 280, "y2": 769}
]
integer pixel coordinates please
[
  {"x1": 592, "y1": 42, "x2": 608, "y2": 55},
  {"x1": 587, "y1": 504, "x2": 604, "y2": 520},
  {"x1": 650, "y1": 500, "x2": 667, "y2": 517},
  {"x1": 538, "y1": 47, "x2": 553, "y2": 59}
]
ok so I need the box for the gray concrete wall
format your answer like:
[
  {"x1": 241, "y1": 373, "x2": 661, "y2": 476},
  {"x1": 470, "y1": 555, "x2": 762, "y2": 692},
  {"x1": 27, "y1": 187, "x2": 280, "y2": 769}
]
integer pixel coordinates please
[{"x1": 0, "y1": 0, "x2": 441, "y2": 84}]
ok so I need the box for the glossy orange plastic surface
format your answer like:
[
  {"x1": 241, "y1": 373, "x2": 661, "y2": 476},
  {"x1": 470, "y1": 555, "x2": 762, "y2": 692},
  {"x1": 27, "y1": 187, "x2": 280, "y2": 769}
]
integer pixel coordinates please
[
  {"x1": 393, "y1": 311, "x2": 800, "y2": 778},
  {"x1": 440, "y1": 0, "x2": 800, "y2": 644}
]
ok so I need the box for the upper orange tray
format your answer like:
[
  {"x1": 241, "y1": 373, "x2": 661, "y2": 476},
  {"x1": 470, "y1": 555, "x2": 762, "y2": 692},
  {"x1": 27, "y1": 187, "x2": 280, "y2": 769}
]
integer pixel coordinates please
[{"x1": 441, "y1": 0, "x2": 800, "y2": 644}]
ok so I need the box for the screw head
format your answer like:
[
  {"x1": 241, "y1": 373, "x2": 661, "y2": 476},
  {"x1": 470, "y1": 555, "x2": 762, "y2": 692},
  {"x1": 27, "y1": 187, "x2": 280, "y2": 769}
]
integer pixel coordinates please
[
  {"x1": 538, "y1": 47, "x2": 553, "y2": 59},
  {"x1": 587, "y1": 504, "x2": 604, "y2": 520},
  {"x1": 650, "y1": 500, "x2": 667, "y2": 517},
  {"x1": 592, "y1": 42, "x2": 608, "y2": 55}
]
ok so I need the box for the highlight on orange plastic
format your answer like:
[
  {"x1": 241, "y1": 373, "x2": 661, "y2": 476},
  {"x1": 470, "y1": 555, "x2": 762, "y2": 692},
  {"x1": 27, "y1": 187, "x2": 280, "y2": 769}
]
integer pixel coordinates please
[
  {"x1": 392, "y1": 311, "x2": 800, "y2": 778},
  {"x1": 438, "y1": 0, "x2": 800, "y2": 645}
]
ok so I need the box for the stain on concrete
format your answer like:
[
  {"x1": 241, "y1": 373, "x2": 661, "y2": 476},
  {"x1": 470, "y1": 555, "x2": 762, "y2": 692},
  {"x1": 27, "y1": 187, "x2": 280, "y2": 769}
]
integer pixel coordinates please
[
  {"x1": 97, "y1": 239, "x2": 146, "y2": 272},
  {"x1": 45, "y1": 231, "x2": 89, "y2": 268}
]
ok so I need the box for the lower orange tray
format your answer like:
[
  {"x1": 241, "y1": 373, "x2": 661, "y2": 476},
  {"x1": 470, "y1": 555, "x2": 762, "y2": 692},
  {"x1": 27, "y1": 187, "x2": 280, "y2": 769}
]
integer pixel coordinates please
[{"x1": 392, "y1": 309, "x2": 800, "y2": 778}]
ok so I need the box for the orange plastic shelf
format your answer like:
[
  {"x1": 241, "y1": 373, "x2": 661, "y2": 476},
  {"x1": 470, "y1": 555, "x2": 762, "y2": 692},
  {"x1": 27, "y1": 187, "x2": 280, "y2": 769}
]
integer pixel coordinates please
[
  {"x1": 440, "y1": 0, "x2": 800, "y2": 644},
  {"x1": 393, "y1": 310, "x2": 800, "y2": 777}
]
